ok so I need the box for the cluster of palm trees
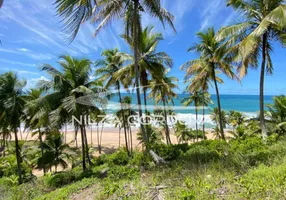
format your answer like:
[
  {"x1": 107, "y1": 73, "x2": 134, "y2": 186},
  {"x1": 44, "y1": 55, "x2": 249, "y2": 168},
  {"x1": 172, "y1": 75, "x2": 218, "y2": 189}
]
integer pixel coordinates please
[
  {"x1": 181, "y1": 0, "x2": 286, "y2": 140},
  {"x1": 0, "y1": 27, "x2": 178, "y2": 184},
  {"x1": 0, "y1": 0, "x2": 285, "y2": 185}
]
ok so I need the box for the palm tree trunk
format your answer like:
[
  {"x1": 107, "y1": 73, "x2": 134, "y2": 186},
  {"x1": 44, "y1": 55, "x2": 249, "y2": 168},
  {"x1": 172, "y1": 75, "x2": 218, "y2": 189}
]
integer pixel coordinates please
[
  {"x1": 213, "y1": 69, "x2": 225, "y2": 140},
  {"x1": 14, "y1": 129, "x2": 22, "y2": 184},
  {"x1": 55, "y1": 146, "x2": 59, "y2": 173},
  {"x1": 83, "y1": 125, "x2": 92, "y2": 166},
  {"x1": 90, "y1": 124, "x2": 93, "y2": 146},
  {"x1": 128, "y1": 108, "x2": 133, "y2": 153},
  {"x1": 195, "y1": 109, "x2": 198, "y2": 142},
  {"x1": 202, "y1": 104, "x2": 206, "y2": 140},
  {"x1": 118, "y1": 125, "x2": 121, "y2": 148},
  {"x1": 117, "y1": 83, "x2": 130, "y2": 155},
  {"x1": 133, "y1": 0, "x2": 148, "y2": 145},
  {"x1": 260, "y1": 33, "x2": 268, "y2": 139},
  {"x1": 129, "y1": 126, "x2": 133, "y2": 153},
  {"x1": 38, "y1": 129, "x2": 46, "y2": 175},
  {"x1": 143, "y1": 88, "x2": 148, "y2": 116},
  {"x1": 162, "y1": 98, "x2": 171, "y2": 145},
  {"x1": 100, "y1": 122, "x2": 104, "y2": 152},
  {"x1": 97, "y1": 121, "x2": 101, "y2": 154},
  {"x1": 80, "y1": 125, "x2": 86, "y2": 171}
]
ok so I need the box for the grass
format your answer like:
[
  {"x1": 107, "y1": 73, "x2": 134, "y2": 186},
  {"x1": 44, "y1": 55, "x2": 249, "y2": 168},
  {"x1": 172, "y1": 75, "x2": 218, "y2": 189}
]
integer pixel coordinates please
[
  {"x1": 35, "y1": 178, "x2": 98, "y2": 200},
  {"x1": 2, "y1": 136, "x2": 286, "y2": 199}
]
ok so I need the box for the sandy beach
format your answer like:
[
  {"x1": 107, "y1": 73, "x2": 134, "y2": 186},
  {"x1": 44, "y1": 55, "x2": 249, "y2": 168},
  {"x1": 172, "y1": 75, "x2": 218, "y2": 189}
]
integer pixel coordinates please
[{"x1": 15, "y1": 126, "x2": 220, "y2": 149}]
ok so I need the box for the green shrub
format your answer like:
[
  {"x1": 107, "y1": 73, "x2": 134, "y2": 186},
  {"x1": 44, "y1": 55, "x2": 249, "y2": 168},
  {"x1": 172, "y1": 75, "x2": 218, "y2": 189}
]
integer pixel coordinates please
[
  {"x1": 107, "y1": 149, "x2": 129, "y2": 166},
  {"x1": 9, "y1": 179, "x2": 46, "y2": 200},
  {"x1": 153, "y1": 143, "x2": 190, "y2": 161},
  {"x1": 101, "y1": 182, "x2": 121, "y2": 197},
  {"x1": 0, "y1": 155, "x2": 32, "y2": 181},
  {"x1": 129, "y1": 151, "x2": 151, "y2": 167},
  {"x1": 228, "y1": 137, "x2": 272, "y2": 168},
  {"x1": 239, "y1": 162, "x2": 286, "y2": 199},
  {"x1": 108, "y1": 165, "x2": 139, "y2": 180},
  {"x1": 183, "y1": 140, "x2": 228, "y2": 164},
  {"x1": 45, "y1": 168, "x2": 92, "y2": 188},
  {"x1": 180, "y1": 190, "x2": 196, "y2": 200}
]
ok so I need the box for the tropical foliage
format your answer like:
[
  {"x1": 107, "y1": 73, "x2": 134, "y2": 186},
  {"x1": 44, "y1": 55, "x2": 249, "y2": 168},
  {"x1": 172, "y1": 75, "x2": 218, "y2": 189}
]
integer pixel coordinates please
[
  {"x1": 218, "y1": 0, "x2": 286, "y2": 138},
  {"x1": 0, "y1": 3, "x2": 286, "y2": 199}
]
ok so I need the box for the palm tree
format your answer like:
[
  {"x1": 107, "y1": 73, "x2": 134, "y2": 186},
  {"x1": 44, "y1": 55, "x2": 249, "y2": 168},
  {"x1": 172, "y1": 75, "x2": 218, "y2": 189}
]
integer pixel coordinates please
[
  {"x1": 115, "y1": 96, "x2": 136, "y2": 153},
  {"x1": 227, "y1": 110, "x2": 245, "y2": 130},
  {"x1": 95, "y1": 48, "x2": 132, "y2": 154},
  {"x1": 0, "y1": 116, "x2": 10, "y2": 157},
  {"x1": 24, "y1": 88, "x2": 49, "y2": 175},
  {"x1": 0, "y1": 72, "x2": 26, "y2": 184},
  {"x1": 200, "y1": 92, "x2": 212, "y2": 138},
  {"x1": 40, "y1": 55, "x2": 104, "y2": 171},
  {"x1": 137, "y1": 125, "x2": 163, "y2": 147},
  {"x1": 118, "y1": 26, "x2": 173, "y2": 116},
  {"x1": 149, "y1": 74, "x2": 178, "y2": 145},
  {"x1": 174, "y1": 122, "x2": 193, "y2": 144},
  {"x1": 55, "y1": 0, "x2": 175, "y2": 146},
  {"x1": 37, "y1": 132, "x2": 75, "y2": 173},
  {"x1": 90, "y1": 110, "x2": 106, "y2": 154},
  {"x1": 181, "y1": 91, "x2": 202, "y2": 141},
  {"x1": 181, "y1": 27, "x2": 237, "y2": 140},
  {"x1": 266, "y1": 95, "x2": 286, "y2": 134},
  {"x1": 210, "y1": 107, "x2": 228, "y2": 130},
  {"x1": 218, "y1": 0, "x2": 286, "y2": 138},
  {"x1": 211, "y1": 126, "x2": 221, "y2": 140}
]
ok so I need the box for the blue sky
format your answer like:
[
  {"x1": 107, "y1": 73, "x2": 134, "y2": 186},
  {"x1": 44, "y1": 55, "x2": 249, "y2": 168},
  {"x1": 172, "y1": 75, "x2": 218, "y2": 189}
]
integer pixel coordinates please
[{"x1": 0, "y1": 0, "x2": 285, "y2": 95}]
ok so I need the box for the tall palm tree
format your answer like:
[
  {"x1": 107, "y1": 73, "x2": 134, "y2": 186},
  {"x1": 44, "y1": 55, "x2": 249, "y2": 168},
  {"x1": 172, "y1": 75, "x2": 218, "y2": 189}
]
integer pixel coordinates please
[
  {"x1": 115, "y1": 96, "x2": 136, "y2": 153},
  {"x1": 40, "y1": 55, "x2": 104, "y2": 171},
  {"x1": 200, "y1": 92, "x2": 212, "y2": 138},
  {"x1": 218, "y1": 0, "x2": 286, "y2": 138},
  {"x1": 0, "y1": 72, "x2": 26, "y2": 184},
  {"x1": 149, "y1": 74, "x2": 178, "y2": 145},
  {"x1": 181, "y1": 91, "x2": 201, "y2": 141},
  {"x1": 55, "y1": 0, "x2": 176, "y2": 145},
  {"x1": 181, "y1": 27, "x2": 236, "y2": 140},
  {"x1": 95, "y1": 49, "x2": 132, "y2": 154},
  {"x1": 24, "y1": 89, "x2": 48, "y2": 175},
  {"x1": 118, "y1": 26, "x2": 173, "y2": 116},
  {"x1": 181, "y1": 91, "x2": 212, "y2": 141}
]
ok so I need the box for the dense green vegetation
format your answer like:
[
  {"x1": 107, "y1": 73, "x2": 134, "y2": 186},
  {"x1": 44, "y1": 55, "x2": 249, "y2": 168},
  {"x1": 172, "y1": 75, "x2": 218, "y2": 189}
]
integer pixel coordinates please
[
  {"x1": 0, "y1": 0, "x2": 286, "y2": 199},
  {"x1": 1, "y1": 136, "x2": 286, "y2": 199}
]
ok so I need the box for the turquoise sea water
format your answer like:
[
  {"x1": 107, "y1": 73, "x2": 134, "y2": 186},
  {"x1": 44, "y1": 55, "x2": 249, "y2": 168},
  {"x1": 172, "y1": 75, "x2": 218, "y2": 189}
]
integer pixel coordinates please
[{"x1": 109, "y1": 94, "x2": 274, "y2": 115}]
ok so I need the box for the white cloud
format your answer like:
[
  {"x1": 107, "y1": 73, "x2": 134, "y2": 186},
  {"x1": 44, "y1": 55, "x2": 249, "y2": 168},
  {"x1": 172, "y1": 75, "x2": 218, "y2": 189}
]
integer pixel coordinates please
[
  {"x1": 26, "y1": 76, "x2": 50, "y2": 88},
  {"x1": 200, "y1": 0, "x2": 224, "y2": 31},
  {"x1": 0, "y1": 48, "x2": 53, "y2": 61},
  {"x1": 0, "y1": 1, "x2": 99, "y2": 56},
  {"x1": 0, "y1": 58, "x2": 37, "y2": 67},
  {"x1": 18, "y1": 48, "x2": 29, "y2": 52}
]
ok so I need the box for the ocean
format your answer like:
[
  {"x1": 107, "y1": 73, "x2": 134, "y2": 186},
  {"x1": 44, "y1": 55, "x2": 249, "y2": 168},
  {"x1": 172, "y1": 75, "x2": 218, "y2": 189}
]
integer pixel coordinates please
[
  {"x1": 109, "y1": 93, "x2": 274, "y2": 114},
  {"x1": 48, "y1": 94, "x2": 274, "y2": 131},
  {"x1": 104, "y1": 94, "x2": 275, "y2": 129}
]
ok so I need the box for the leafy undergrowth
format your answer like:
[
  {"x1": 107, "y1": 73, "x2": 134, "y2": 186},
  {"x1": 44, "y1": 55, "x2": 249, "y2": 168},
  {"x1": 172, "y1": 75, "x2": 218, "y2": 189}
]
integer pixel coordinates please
[{"x1": 2, "y1": 136, "x2": 286, "y2": 199}]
